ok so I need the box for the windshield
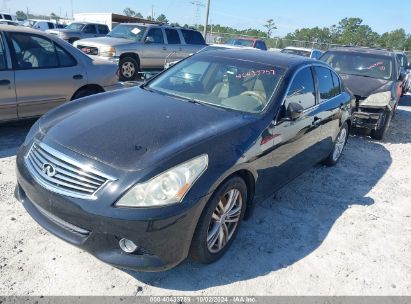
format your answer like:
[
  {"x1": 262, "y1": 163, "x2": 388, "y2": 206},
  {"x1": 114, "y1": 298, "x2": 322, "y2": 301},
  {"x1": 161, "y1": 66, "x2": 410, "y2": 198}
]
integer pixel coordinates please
[
  {"x1": 226, "y1": 38, "x2": 254, "y2": 47},
  {"x1": 66, "y1": 23, "x2": 85, "y2": 31},
  {"x1": 281, "y1": 49, "x2": 311, "y2": 57},
  {"x1": 107, "y1": 24, "x2": 147, "y2": 41},
  {"x1": 322, "y1": 51, "x2": 393, "y2": 80},
  {"x1": 146, "y1": 54, "x2": 285, "y2": 113}
]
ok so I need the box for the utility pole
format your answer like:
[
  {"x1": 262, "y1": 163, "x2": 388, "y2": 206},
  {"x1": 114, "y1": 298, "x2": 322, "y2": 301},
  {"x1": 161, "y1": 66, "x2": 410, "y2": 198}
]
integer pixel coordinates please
[
  {"x1": 203, "y1": 0, "x2": 210, "y2": 39},
  {"x1": 151, "y1": 5, "x2": 155, "y2": 20}
]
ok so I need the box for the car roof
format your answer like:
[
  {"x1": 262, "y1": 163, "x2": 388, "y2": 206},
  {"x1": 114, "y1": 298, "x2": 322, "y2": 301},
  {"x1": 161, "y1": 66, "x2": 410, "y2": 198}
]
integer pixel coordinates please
[
  {"x1": 196, "y1": 48, "x2": 322, "y2": 70},
  {"x1": 283, "y1": 46, "x2": 316, "y2": 52},
  {"x1": 327, "y1": 47, "x2": 394, "y2": 57},
  {"x1": 117, "y1": 23, "x2": 198, "y2": 31}
]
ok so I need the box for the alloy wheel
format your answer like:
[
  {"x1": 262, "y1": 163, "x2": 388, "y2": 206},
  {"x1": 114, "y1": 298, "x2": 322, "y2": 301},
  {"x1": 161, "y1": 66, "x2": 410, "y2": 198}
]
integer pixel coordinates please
[
  {"x1": 121, "y1": 61, "x2": 136, "y2": 79},
  {"x1": 332, "y1": 128, "x2": 347, "y2": 161},
  {"x1": 207, "y1": 189, "x2": 243, "y2": 254}
]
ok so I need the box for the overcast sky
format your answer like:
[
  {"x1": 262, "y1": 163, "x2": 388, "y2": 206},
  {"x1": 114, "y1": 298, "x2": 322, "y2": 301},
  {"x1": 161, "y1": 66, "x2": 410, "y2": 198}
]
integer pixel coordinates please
[{"x1": 2, "y1": 0, "x2": 410, "y2": 36}]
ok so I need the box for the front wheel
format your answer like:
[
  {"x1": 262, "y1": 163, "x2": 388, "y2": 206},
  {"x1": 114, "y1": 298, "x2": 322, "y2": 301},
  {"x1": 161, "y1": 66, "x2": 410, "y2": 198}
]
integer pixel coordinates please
[
  {"x1": 323, "y1": 122, "x2": 349, "y2": 167},
  {"x1": 119, "y1": 57, "x2": 139, "y2": 81},
  {"x1": 190, "y1": 176, "x2": 247, "y2": 264}
]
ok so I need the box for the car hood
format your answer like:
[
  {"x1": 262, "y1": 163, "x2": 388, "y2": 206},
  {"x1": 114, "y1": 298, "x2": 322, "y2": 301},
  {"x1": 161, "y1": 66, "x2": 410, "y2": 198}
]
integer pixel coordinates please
[
  {"x1": 75, "y1": 36, "x2": 137, "y2": 47},
  {"x1": 340, "y1": 73, "x2": 393, "y2": 97},
  {"x1": 38, "y1": 88, "x2": 252, "y2": 171}
]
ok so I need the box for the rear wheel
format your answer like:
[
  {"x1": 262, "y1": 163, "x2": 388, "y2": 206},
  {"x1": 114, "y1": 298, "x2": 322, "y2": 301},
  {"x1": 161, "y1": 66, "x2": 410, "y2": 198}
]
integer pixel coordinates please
[
  {"x1": 190, "y1": 176, "x2": 247, "y2": 264},
  {"x1": 323, "y1": 122, "x2": 349, "y2": 166},
  {"x1": 370, "y1": 110, "x2": 392, "y2": 140},
  {"x1": 119, "y1": 57, "x2": 140, "y2": 81}
]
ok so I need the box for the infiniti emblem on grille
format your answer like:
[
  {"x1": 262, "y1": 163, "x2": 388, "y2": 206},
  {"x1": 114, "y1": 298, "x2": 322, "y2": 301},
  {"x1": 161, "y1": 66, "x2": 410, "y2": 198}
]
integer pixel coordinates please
[{"x1": 42, "y1": 163, "x2": 56, "y2": 177}]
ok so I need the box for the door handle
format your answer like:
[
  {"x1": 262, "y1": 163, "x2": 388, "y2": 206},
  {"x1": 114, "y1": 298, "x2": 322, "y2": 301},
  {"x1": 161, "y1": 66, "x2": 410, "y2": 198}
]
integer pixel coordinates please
[
  {"x1": 73, "y1": 74, "x2": 84, "y2": 80},
  {"x1": 162, "y1": 47, "x2": 167, "y2": 51},
  {"x1": 312, "y1": 116, "x2": 322, "y2": 127},
  {"x1": 0, "y1": 79, "x2": 11, "y2": 86}
]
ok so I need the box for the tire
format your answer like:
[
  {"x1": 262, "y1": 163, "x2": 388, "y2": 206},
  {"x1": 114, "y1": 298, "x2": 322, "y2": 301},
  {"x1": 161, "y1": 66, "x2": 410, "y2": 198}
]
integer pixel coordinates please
[
  {"x1": 119, "y1": 57, "x2": 140, "y2": 81},
  {"x1": 72, "y1": 88, "x2": 102, "y2": 100},
  {"x1": 323, "y1": 122, "x2": 349, "y2": 167},
  {"x1": 190, "y1": 176, "x2": 247, "y2": 264},
  {"x1": 370, "y1": 110, "x2": 392, "y2": 140}
]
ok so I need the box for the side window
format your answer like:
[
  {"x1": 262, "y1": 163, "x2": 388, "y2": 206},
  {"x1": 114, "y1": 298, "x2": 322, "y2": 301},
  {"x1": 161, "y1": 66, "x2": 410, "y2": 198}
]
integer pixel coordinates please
[
  {"x1": 83, "y1": 24, "x2": 97, "y2": 34},
  {"x1": 165, "y1": 28, "x2": 181, "y2": 44},
  {"x1": 146, "y1": 28, "x2": 164, "y2": 44},
  {"x1": 331, "y1": 71, "x2": 341, "y2": 95},
  {"x1": 55, "y1": 44, "x2": 76, "y2": 67},
  {"x1": 10, "y1": 33, "x2": 58, "y2": 69},
  {"x1": 0, "y1": 34, "x2": 6, "y2": 70},
  {"x1": 314, "y1": 66, "x2": 338, "y2": 102},
  {"x1": 286, "y1": 67, "x2": 316, "y2": 109},
  {"x1": 98, "y1": 25, "x2": 109, "y2": 35},
  {"x1": 255, "y1": 41, "x2": 267, "y2": 51},
  {"x1": 47, "y1": 22, "x2": 55, "y2": 29},
  {"x1": 181, "y1": 29, "x2": 205, "y2": 45}
]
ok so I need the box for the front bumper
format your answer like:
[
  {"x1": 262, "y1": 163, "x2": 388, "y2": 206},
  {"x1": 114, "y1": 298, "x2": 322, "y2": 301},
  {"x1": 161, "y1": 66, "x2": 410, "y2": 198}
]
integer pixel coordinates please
[
  {"x1": 15, "y1": 146, "x2": 208, "y2": 272},
  {"x1": 352, "y1": 109, "x2": 385, "y2": 130}
]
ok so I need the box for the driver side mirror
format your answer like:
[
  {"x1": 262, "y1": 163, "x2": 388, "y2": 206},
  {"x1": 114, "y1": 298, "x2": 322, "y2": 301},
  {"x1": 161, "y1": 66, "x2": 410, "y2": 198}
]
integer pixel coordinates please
[
  {"x1": 144, "y1": 36, "x2": 155, "y2": 44},
  {"x1": 287, "y1": 102, "x2": 304, "y2": 120}
]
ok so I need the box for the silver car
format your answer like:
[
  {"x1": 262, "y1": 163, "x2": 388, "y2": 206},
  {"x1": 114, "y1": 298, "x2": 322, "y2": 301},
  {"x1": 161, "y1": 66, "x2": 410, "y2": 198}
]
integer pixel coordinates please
[
  {"x1": 47, "y1": 22, "x2": 110, "y2": 44},
  {"x1": 73, "y1": 23, "x2": 207, "y2": 81},
  {"x1": 0, "y1": 25, "x2": 121, "y2": 122}
]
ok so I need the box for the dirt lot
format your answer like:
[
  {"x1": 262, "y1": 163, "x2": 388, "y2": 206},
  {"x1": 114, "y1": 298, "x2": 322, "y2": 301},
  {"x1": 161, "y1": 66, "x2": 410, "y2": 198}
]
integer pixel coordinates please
[{"x1": 0, "y1": 97, "x2": 411, "y2": 296}]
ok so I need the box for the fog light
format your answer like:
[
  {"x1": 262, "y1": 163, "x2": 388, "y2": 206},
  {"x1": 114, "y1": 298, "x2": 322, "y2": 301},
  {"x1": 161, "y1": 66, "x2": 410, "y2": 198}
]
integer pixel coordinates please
[{"x1": 119, "y1": 238, "x2": 138, "y2": 253}]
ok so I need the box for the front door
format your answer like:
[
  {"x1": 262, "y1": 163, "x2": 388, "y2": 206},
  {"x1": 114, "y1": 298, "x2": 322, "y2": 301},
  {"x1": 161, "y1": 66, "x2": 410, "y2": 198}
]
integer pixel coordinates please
[
  {"x1": 252, "y1": 66, "x2": 324, "y2": 202},
  {"x1": 7, "y1": 32, "x2": 87, "y2": 119},
  {"x1": 142, "y1": 28, "x2": 169, "y2": 69},
  {"x1": 0, "y1": 32, "x2": 17, "y2": 121}
]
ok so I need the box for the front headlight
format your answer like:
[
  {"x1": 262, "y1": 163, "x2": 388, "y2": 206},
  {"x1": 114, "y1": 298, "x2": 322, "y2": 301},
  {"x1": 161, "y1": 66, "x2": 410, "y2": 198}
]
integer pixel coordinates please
[
  {"x1": 115, "y1": 155, "x2": 208, "y2": 208},
  {"x1": 360, "y1": 91, "x2": 392, "y2": 107},
  {"x1": 100, "y1": 46, "x2": 116, "y2": 57}
]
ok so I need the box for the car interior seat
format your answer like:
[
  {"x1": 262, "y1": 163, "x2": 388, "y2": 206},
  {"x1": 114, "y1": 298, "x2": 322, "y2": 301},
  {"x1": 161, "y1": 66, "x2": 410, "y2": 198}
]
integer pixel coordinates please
[{"x1": 211, "y1": 72, "x2": 244, "y2": 99}]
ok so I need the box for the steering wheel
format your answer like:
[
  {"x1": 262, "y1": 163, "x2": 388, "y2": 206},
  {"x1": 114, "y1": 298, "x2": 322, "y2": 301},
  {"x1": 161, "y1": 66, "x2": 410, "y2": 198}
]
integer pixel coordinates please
[{"x1": 240, "y1": 91, "x2": 266, "y2": 106}]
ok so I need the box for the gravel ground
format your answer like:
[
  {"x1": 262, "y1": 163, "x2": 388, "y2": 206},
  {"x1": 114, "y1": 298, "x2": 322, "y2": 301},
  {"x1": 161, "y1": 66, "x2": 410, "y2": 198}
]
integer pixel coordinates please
[{"x1": 0, "y1": 97, "x2": 411, "y2": 296}]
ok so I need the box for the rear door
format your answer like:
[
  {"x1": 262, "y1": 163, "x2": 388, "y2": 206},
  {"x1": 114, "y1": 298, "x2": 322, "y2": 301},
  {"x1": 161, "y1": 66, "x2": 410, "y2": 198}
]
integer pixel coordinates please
[
  {"x1": 164, "y1": 28, "x2": 184, "y2": 62},
  {"x1": 313, "y1": 66, "x2": 345, "y2": 153},
  {"x1": 7, "y1": 32, "x2": 87, "y2": 119},
  {"x1": 0, "y1": 32, "x2": 17, "y2": 121}
]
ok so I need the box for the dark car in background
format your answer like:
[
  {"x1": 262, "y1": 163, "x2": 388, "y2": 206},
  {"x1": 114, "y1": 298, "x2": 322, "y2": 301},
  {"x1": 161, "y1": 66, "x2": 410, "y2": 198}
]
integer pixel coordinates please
[
  {"x1": 321, "y1": 47, "x2": 404, "y2": 140},
  {"x1": 15, "y1": 50, "x2": 352, "y2": 271},
  {"x1": 225, "y1": 37, "x2": 267, "y2": 50}
]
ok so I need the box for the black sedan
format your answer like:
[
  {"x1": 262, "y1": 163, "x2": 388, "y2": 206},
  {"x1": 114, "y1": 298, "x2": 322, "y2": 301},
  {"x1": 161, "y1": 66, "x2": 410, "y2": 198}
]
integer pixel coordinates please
[{"x1": 15, "y1": 50, "x2": 353, "y2": 271}]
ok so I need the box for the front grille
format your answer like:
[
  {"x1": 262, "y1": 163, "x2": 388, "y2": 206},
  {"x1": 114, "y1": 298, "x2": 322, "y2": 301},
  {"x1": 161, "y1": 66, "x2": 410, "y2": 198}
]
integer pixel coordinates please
[
  {"x1": 77, "y1": 45, "x2": 99, "y2": 56},
  {"x1": 25, "y1": 141, "x2": 116, "y2": 200},
  {"x1": 34, "y1": 201, "x2": 90, "y2": 237}
]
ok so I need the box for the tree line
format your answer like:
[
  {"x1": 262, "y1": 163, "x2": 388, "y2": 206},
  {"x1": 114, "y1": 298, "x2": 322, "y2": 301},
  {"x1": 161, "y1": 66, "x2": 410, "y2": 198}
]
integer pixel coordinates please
[{"x1": 16, "y1": 7, "x2": 411, "y2": 51}]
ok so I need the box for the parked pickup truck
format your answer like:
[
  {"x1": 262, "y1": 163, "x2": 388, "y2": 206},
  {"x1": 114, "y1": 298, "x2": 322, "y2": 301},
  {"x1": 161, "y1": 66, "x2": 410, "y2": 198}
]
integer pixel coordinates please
[
  {"x1": 47, "y1": 22, "x2": 110, "y2": 44},
  {"x1": 73, "y1": 23, "x2": 207, "y2": 81}
]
